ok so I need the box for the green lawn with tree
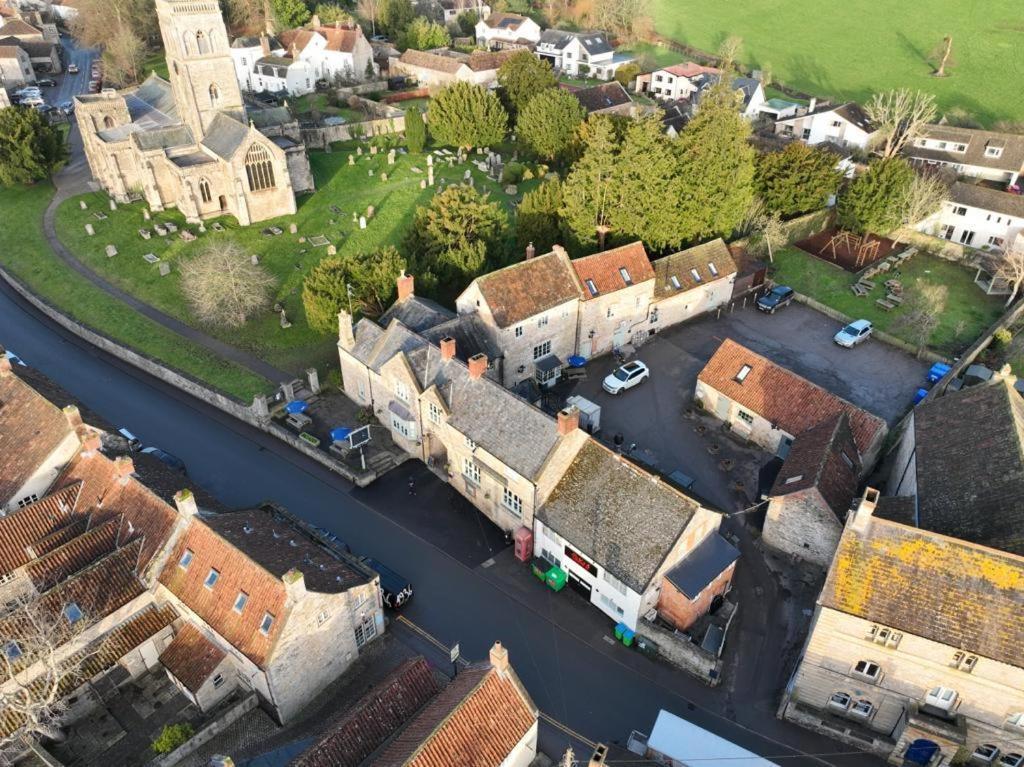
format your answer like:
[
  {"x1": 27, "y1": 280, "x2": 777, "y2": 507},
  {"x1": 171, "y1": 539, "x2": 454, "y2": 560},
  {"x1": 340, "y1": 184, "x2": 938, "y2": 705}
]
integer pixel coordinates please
[{"x1": 650, "y1": 0, "x2": 1024, "y2": 126}]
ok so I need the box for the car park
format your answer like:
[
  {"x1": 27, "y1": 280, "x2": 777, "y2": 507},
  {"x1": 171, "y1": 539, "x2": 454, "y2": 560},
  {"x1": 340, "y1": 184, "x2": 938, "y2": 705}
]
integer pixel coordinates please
[
  {"x1": 602, "y1": 360, "x2": 650, "y2": 395},
  {"x1": 140, "y1": 446, "x2": 187, "y2": 473},
  {"x1": 834, "y1": 319, "x2": 873, "y2": 348},
  {"x1": 756, "y1": 285, "x2": 795, "y2": 314}
]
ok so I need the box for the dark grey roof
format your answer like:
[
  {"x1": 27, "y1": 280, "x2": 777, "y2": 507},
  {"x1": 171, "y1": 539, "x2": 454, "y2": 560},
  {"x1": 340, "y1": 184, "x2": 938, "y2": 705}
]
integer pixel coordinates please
[
  {"x1": 948, "y1": 181, "x2": 1024, "y2": 218},
  {"x1": 537, "y1": 440, "x2": 702, "y2": 592},
  {"x1": 664, "y1": 533, "x2": 739, "y2": 599},
  {"x1": 133, "y1": 125, "x2": 194, "y2": 151},
  {"x1": 911, "y1": 379, "x2": 1024, "y2": 555},
  {"x1": 906, "y1": 125, "x2": 1024, "y2": 173},
  {"x1": 731, "y1": 77, "x2": 761, "y2": 107},
  {"x1": 534, "y1": 354, "x2": 561, "y2": 373},
  {"x1": 201, "y1": 112, "x2": 251, "y2": 160},
  {"x1": 380, "y1": 296, "x2": 456, "y2": 333},
  {"x1": 572, "y1": 81, "x2": 631, "y2": 114},
  {"x1": 248, "y1": 105, "x2": 294, "y2": 129},
  {"x1": 538, "y1": 29, "x2": 612, "y2": 56},
  {"x1": 170, "y1": 150, "x2": 217, "y2": 167},
  {"x1": 777, "y1": 101, "x2": 875, "y2": 133},
  {"x1": 232, "y1": 35, "x2": 280, "y2": 49},
  {"x1": 133, "y1": 74, "x2": 178, "y2": 119},
  {"x1": 873, "y1": 495, "x2": 916, "y2": 526},
  {"x1": 421, "y1": 313, "x2": 502, "y2": 363}
]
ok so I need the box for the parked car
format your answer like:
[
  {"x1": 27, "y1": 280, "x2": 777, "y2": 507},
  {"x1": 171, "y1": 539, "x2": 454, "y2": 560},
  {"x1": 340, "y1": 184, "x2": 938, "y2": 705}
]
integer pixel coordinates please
[
  {"x1": 67, "y1": 64, "x2": 79, "y2": 74},
  {"x1": 58, "y1": 100, "x2": 74, "y2": 114},
  {"x1": 363, "y1": 558, "x2": 413, "y2": 608},
  {"x1": 756, "y1": 285, "x2": 795, "y2": 314},
  {"x1": 19, "y1": 95, "x2": 45, "y2": 107},
  {"x1": 3, "y1": 349, "x2": 27, "y2": 367},
  {"x1": 36, "y1": 78, "x2": 56, "y2": 87},
  {"x1": 834, "y1": 319, "x2": 873, "y2": 348},
  {"x1": 118, "y1": 427, "x2": 142, "y2": 451},
  {"x1": 602, "y1": 360, "x2": 650, "y2": 395},
  {"x1": 140, "y1": 446, "x2": 187, "y2": 473}
]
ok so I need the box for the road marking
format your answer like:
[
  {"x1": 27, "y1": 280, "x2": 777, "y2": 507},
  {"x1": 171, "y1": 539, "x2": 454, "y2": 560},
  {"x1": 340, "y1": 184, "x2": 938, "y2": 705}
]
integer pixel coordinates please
[
  {"x1": 481, "y1": 557, "x2": 495, "y2": 568},
  {"x1": 602, "y1": 635, "x2": 616, "y2": 645}
]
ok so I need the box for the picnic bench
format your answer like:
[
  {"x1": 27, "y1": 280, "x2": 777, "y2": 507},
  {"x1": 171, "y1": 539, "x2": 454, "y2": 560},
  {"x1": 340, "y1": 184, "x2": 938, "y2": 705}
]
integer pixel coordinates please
[
  {"x1": 285, "y1": 412, "x2": 312, "y2": 431},
  {"x1": 876, "y1": 298, "x2": 897, "y2": 311}
]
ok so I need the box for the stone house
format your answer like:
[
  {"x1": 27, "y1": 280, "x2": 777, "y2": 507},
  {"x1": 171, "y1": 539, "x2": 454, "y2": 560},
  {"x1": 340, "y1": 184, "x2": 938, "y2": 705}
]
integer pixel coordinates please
[
  {"x1": 780, "y1": 489, "x2": 1024, "y2": 766},
  {"x1": 277, "y1": 22, "x2": 376, "y2": 87},
  {"x1": 695, "y1": 338, "x2": 888, "y2": 468},
  {"x1": 571, "y1": 81, "x2": 635, "y2": 116},
  {"x1": 916, "y1": 181, "x2": 1024, "y2": 253},
  {"x1": 475, "y1": 11, "x2": 541, "y2": 51},
  {"x1": 905, "y1": 125, "x2": 1024, "y2": 188},
  {"x1": 389, "y1": 48, "x2": 514, "y2": 89},
  {"x1": 572, "y1": 241, "x2": 656, "y2": 358},
  {"x1": 774, "y1": 101, "x2": 877, "y2": 150},
  {"x1": 0, "y1": 43, "x2": 34, "y2": 87},
  {"x1": 886, "y1": 378, "x2": 1024, "y2": 556},
  {"x1": 656, "y1": 532, "x2": 739, "y2": 632},
  {"x1": 533, "y1": 439, "x2": 728, "y2": 630},
  {"x1": 762, "y1": 414, "x2": 861, "y2": 567},
  {"x1": 0, "y1": 35, "x2": 59, "y2": 74},
  {"x1": 649, "y1": 238, "x2": 737, "y2": 331}
]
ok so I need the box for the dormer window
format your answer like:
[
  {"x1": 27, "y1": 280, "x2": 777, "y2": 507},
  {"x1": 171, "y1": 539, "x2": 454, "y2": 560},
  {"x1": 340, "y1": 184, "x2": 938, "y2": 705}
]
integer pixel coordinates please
[
  {"x1": 827, "y1": 692, "x2": 851, "y2": 712},
  {"x1": 985, "y1": 145, "x2": 1003, "y2": 158},
  {"x1": 972, "y1": 746, "x2": 999, "y2": 764},
  {"x1": 1000, "y1": 754, "x2": 1024, "y2": 767},
  {"x1": 925, "y1": 686, "x2": 958, "y2": 711},
  {"x1": 585, "y1": 278, "x2": 599, "y2": 296},
  {"x1": 735, "y1": 364, "x2": 751, "y2": 383},
  {"x1": 951, "y1": 651, "x2": 978, "y2": 672},
  {"x1": 204, "y1": 568, "x2": 220, "y2": 589},
  {"x1": 619, "y1": 267, "x2": 632, "y2": 285},
  {"x1": 853, "y1": 659, "x2": 881, "y2": 682}
]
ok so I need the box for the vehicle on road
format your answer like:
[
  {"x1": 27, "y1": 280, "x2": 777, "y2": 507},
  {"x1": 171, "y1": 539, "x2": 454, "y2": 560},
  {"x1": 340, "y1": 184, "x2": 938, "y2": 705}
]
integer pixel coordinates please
[
  {"x1": 58, "y1": 100, "x2": 74, "y2": 114},
  {"x1": 36, "y1": 78, "x2": 56, "y2": 87},
  {"x1": 363, "y1": 558, "x2": 413, "y2": 608},
  {"x1": 602, "y1": 360, "x2": 650, "y2": 395},
  {"x1": 67, "y1": 64, "x2": 79, "y2": 74},
  {"x1": 834, "y1": 319, "x2": 873, "y2": 348},
  {"x1": 19, "y1": 95, "x2": 45, "y2": 107},
  {"x1": 3, "y1": 350, "x2": 27, "y2": 367},
  {"x1": 756, "y1": 285, "x2": 795, "y2": 314},
  {"x1": 118, "y1": 427, "x2": 142, "y2": 451},
  {"x1": 140, "y1": 446, "x2": 187, "y2": 473}
]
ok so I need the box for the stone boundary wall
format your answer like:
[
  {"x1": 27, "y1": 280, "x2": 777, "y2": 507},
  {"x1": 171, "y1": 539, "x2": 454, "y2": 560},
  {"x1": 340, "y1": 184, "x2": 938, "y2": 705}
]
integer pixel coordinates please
[
  {"x1": 636, "y1": 618, "x2": 728, "y2": 687},
  {"x1": 335, "y1": 80, "x2": 388, "y2": 98},
  {"x1": 300, "y1": 97, "x2": 406, "y2": 149},
  {"x1": 0, "y1": 264, "x2": 382, "y2": 487},
  {"x1": 148, "y1": 693, "x2": 258, "y2": 767}
]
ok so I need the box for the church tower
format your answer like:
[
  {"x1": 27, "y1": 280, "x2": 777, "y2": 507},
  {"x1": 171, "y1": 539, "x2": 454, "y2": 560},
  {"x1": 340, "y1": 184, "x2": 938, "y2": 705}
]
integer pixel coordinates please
[{"x1": 155, "y1": 0, "x2": 246, "y2": 140}]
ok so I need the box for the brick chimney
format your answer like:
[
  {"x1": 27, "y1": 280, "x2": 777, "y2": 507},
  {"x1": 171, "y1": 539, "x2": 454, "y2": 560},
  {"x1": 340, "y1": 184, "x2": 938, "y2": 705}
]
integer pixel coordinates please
[
  {"x1": 0, "y1": 353, "x2": 11, "y2": 377},
  {"x1": 80, "y1": 433, "x2": 102, "y2": 454},
  {"x1": 310, "y1": 13, "x2": 321, "y2": 27},
  {"x1": 850, "y1": 487, "x2": 879, "y2": 534},
  {"x1": 440, "y1": 336, "x2": 456, "y2": 361},
  {"x1": 397, "y1": 272, "x2": 415, "y2": 302},
  {"x1": 557, "y1": 407, "x2": 579, "y2": 436},
  {"x1": 174, "y1": 489, "x2": 198, "y2": 518},
  {"x1": 468, "y1": 353, "x2": 488, "y2": 380},
  {"x1": 525, "y1": 241, "x2": 536, "y2": 260},
  {"x1": 63, "y1": 405, "x2": 83, "y2": 429},
  {"x1": 114, "y1": 456, "x2": 134, "y2": 484},
  {"x1": 588, "y1": 744, "x2": 609, "y2": 767},
  {"x1": 551, "y1": 244, "x2": 567, "y2": 258},
  {"x1": 259, "y1": 33, "x2": 271, "y2": 58},
  {"x1": 338, "y1": 310, "x2": 355, "y2": 351},
  {"x1": 489, "y1": 641, "x2": 509, "y2": 675}
]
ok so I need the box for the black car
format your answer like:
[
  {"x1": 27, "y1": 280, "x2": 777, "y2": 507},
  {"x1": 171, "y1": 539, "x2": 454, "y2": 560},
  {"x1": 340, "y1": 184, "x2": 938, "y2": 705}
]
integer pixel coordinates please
[
  {"x1": 36, "y1": 78, "x2": 56, "y2": 87},
  {"x1": 756, "y1": 285, "x2": 795, "y2": 314},
  {"x1": 141, "y1": 446, "x2": 187, "y2": 473}
]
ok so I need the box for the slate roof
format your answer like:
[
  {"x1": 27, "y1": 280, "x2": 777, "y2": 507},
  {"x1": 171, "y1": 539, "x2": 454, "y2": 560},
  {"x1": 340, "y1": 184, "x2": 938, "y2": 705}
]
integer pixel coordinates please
[
  {"x1": 664, "y1": 533, "x2": 739, "y2": 598},
  {"x1": 776, "y1": 101, "x2": 875, "y2": 134},
  {"x1": 572, "y1": 81, "x2": 631, "y2": 114},
  {"x1": 537, "y1": 440, "x2": 702, "y2": 592},
  {"x1": 873, "y1": 495, "x2": 916, "y2": 526},
  {"x1": 770, "y1": 414, "x2": 860, "y2": 518},
  {"x1": 231, "y1": 34, "x2": 281, "y2": 49},
  {"x1": 948, "y1": 181, "x2": 1024, "y2": 218},
  {"x1": 473, "y1": 250, "x2": 579, "y2": 327},
  {"x1": 573, "y1": 241, "x2": 653, "y2": 299},
  {"x1": 249, "y1": 104, "x2": 294, "y2": 129},
  {"x1": 482, "y1": 12, "x2": 529, "y2": 30},
  {"x1": 380, "y1": 295, "x2": 456, "y2": 333},
  {"x1": 421, "y1": 313, "x2": 502, "y2": 362},
  {"x1": 538, "y1": 29, "x2": 613, "y2": 56},
  {"x1": 0, "y1": 364, "x2": 76, "y2": 505},
  {"x1": 821, "y1": 516, "x2": 1024, "y2": 667},
  {"x1": 907, "y1": 125, "x2": 1024, "y2": 173},
  {"x1": 159, "y1": 623, "x2": 226, "y2": 692},
  {"x1": 202, "y1": 112, "x2": 252, "y2": 160},
  {"x1": 697, "y1": 339, "x2": 887, "y2": 457},
  {"x1": 911, "y1": 380, "x2": 1024, "y2": 555},
  {"x1": 291, "y1": 657, "x2": 441, "y2": 767},
  {"x1": 372, "y1": 661, "x2": 537, "y2": 767},
  {"x1": 652, "y1": 238, "x2": 737, "y2": 299}
]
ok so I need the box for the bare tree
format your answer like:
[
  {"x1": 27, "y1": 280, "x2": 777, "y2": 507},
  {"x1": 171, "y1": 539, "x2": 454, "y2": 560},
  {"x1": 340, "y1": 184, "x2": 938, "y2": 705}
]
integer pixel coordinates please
[
  {"x1": 590, "y1": 0, "x2": 651, "y2": 42},
  {"x1": 866, "y1": 89, "x2": 937, "y2": 159},
  {"x1": 717, "y1": 35, "x2": 743, "y2": 70},
  {"x1": 357, "y1": 0, "x2": 380, "y2": 37},
  {"x1": 752, "y1": 210, "x2": 786, "y2": 262},
  {"x1": 990, "y1": 240, "x2": 1024, "y2": 307},
  {"x1": 71, "y1": 0, "x2": 154, "y2": 87},
  {"x1": 929, "y1": 35, "x2": 955, "y2": 77},
  {"x1": 895, "y1": 171, "x2": 949, "y2": 244},
  {"x1": 894, "y1": 282, "x2": 948, "y2": 356},
  {"x1": 180, "y1": 241, "x2": 276, "y2": 328}
]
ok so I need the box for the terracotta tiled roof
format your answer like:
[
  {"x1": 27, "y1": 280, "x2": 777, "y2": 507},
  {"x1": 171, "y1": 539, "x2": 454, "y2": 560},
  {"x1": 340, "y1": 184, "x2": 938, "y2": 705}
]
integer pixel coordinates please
[
  {"x1": 159, "y1": 517, "x2": 286, "y2": 668},
  {"x1": 697, "y1": 339, "x2": 886, "y2": 456},
  {"x1": 465, "y1": 49, "x2": 516, "y2": 72},
  {"x1": 652, "y1": 238, "x2": 737, "y2": 299},
  {"x1": 573, "y1": 242, "x2": 652, "y2": 300},
  {"x1": 292, "y1": 658, "x2": 441, "y2": 767},
  {"x1": 373, "y1": 663, "x2": 536, "y2": 767},
  {"x1": 0, "y1": 367, "x2": 76, "y2": 504},
  {"x1": 0, "y1": 482, "x2": 83, "y2": 575},
  {"x1": 0, "y1": 18, "x2": 41, "y2": 37},
  {"x1": 822, "y1": 516, "x2": 1024, "y2": 667},
  {"x1": 29, "y1": 515, "x2": 90, "y2": 557},
  {"x1": 770, "y1": 414, "x2": 860, "y2": 518},
  {"x1": 24, "y1": 516, "x2": 120, "y2": 589},
  {"x1": 661, "y1": 62, "x2": 719, "y2": 78},
  {"x1": 281, "y1": 25, "x2": 363, "y2": 54},
  {"x1": 473, "y1": 250, "x2": 580, "y2": 327},
  {"x1": 159, "y1": 623, "x2": 226, "y2": 692}
]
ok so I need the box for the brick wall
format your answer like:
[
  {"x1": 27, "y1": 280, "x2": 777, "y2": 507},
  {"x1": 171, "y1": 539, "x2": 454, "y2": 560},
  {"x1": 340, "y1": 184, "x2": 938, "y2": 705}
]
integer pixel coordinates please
[{"x1": 656, "y1": 561, "x2": 735, "y2": 631}]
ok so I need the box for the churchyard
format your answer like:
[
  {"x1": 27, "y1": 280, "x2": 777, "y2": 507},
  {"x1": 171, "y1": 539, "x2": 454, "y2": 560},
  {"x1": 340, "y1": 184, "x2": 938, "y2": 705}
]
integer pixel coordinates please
[{"x1": 54, "y1": 140, "x2": 545, "y2": 374}]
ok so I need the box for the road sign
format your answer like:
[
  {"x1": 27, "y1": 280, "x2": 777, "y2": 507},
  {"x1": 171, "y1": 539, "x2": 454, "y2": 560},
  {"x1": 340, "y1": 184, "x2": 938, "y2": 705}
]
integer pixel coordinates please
[
  {"x1": 348, "y1": 425, "x2": 371, "y2": 449},
  {"x1": 450, "y1": 643, "x2": 460, "y2": 663}
]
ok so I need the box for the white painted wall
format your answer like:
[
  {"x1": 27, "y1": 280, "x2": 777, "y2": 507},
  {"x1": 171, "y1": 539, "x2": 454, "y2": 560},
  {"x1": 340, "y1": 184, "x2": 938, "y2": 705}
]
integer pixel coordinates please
[{"x1": 917, "y1": 198, "x2": 1024, "y2": 252}]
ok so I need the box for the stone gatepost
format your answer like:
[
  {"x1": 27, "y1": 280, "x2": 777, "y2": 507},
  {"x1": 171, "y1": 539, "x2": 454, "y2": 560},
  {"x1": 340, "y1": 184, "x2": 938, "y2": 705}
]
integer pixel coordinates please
[
  {"x1": 306, "y1": 367, "x2": 321, "y2": 394},
  {"x1": 251, "y1": 394, "x2": 271, "y2": 424}
]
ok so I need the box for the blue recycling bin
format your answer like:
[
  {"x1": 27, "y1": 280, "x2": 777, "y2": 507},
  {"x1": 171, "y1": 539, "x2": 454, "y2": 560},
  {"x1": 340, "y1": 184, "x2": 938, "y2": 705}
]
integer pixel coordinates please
[
  {"x1": 927, "y1": 362, "x2": 951, "y2": 383},
  {"x1": 913, "y1": 388, "x2": 929, "y2": 405}
]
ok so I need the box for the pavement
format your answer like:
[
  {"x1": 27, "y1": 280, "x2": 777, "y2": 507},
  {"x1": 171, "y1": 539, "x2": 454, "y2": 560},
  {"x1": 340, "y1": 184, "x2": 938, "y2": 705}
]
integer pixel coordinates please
[{"x1": 0, "y1": 276, "x2": 888, "y2": 766}]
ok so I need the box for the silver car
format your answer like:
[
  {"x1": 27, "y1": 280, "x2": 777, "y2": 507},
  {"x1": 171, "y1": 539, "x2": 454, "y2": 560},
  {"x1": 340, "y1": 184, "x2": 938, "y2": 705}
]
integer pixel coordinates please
[{"x1": 834, "y1": 319, "x2": 873, "y2": 348}]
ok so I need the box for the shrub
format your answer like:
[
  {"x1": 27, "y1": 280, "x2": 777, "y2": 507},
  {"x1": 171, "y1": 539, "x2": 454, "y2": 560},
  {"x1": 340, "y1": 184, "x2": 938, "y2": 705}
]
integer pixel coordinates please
[
  {"x1": 993, "y1": 328, "x2": 1013, "y2": 348},
  {"x1": 502, "y1": 162, "x2": 525, "y2": 184},
  {"x1": 152, "y1": 723, "x2": 194, "y2": 755}
]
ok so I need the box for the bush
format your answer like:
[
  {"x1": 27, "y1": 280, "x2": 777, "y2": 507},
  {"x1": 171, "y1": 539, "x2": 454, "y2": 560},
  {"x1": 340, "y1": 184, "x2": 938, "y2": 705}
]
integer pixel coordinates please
[
  {"x1": 993, "y1": 328, "x2": 1013, "y2": 348},
  {"x1": 502, "y1": 162, "x2": 525, "y2": 184},
  {"x1": 521, "y1": 167, "x2": 534, "y2": 180},
  {"x1": 152, "y1": 723, "x2": 194, "y2": 755}
]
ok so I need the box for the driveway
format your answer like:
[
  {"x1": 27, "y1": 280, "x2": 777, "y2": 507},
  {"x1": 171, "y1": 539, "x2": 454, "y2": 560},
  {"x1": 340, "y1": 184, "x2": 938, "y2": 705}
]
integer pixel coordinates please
[{"x1": 563, "y1": 304, "x2": 928, "y2": 510}]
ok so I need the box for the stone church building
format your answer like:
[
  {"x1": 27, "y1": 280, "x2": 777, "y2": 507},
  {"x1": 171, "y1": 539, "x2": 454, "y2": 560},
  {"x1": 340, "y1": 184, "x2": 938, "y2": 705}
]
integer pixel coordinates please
[{"x1": 75, "y1": 0, "x2": 312, "y2": 226}]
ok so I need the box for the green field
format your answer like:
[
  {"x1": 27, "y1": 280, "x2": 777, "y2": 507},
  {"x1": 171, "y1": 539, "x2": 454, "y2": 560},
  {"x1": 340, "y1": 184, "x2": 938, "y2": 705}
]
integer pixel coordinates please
[{"x1": 651, "y1": 0, "x2": 1024, "y2": 126}]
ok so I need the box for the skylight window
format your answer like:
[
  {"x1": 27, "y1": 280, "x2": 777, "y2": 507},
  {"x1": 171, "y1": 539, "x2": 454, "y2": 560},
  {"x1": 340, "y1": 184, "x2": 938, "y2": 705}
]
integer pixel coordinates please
[
  {"x1": 784, "y1": 475, "x2": 803, "y2": 484},
  {"x1": 204, "y1": 568, "x2": 220, "y2": 589},
  {"x1": 4, "y1": 641, "x2": 21, "y2": 661},
  {"x1": 735, "y1": 364, "x2": 752, "y2": 383},
  {"x1": 708, "y1": 262, "x2": 719, "y2": 277},
  {"x1": 64, "y1": 602, "x2": 83, "y2": 624},
  {"x1": 669, "y1": 275, "x2": 682, "y2": 290},
  {"x1": 585, "y1": 278, "x2": 599, "y2": 296},
  {"x1": 260, "y1": 612, "x2": 275, "y2": 635},
  {"x1": 233, "y1": 591, "x2": 248, "y2": 613},
  {"x1": 619, "y1": 267, "x2": 632, "y2": 285},
  {"x1": 690, "y1": 268, "x2": 702, "y2": 283},
  {"x1": 179, "y1": 549, "x2": 194, "y2": 570}
]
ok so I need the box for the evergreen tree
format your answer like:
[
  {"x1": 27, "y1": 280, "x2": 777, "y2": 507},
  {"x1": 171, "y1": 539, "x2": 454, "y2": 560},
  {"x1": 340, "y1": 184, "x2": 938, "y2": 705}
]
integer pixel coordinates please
[
  {"x1": 270, "y1": 0, "x2": 310, "y2": 28},
  {"x1": 516, "y1": 88, "x2": 585, "y2": 162},
  {"x1": 0, "y1": 107, "x2": 67, "y2": 186},
  {"x1": 378, "y1": 0, "x2": 414, "y2": 35},
  {"x1": 560, "y1": 115, "x2": 620, "y2": 251},
  {"x1": 302, "y1": 247, "x2": 407, "y2": 332},
  {"x1": 404, "y1": 106, "x2": 426, "y2": 154},
  {"x1": 516, "y1": 179, "x2": 563, "y2": 255},
  {"x1": 496, "y1": 50, "x2": 557, "y2": 116},
  {"x1": 427, "y1": 82, "x2": 508, "y2": 149},
  {"x1": 754, "y1": 142, "x2": 843, "y2": 217},
  {"x1": 837, "y1": 157, "x2": 915, "y2": 235},
  {"x1": 674, "y1": 83, "x2": 756, "y2": 241},
  {"x1": 399, "y1": 17, "x2": 450, "y2": 50},
  {"x1": 313, "y1": 3, "x2": 354, "y2": 24}
]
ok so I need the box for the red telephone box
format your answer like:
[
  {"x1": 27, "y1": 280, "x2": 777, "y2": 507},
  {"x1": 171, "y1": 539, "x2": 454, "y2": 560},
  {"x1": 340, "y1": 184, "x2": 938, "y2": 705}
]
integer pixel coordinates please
[{"x1": 513, "y1": 526, "x2": 533, "y2": 562}]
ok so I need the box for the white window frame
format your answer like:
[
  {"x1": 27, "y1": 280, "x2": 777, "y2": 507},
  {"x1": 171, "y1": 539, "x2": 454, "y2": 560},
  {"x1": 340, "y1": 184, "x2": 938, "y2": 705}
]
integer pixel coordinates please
[
  {"x1": 179, "y1": 549, "x2": 194, "y2": 570},
  {"x1": 502, "y1": 487, "x2": 522, "y2": 517},
  {"x1": 394, "y1": 380, "x2": 410, "y2": 403},
  {"x1": 204, "y1": 568, "x2": 220, "y2": 590},
  {"x1": 602, "y1": 570, "x2": 628, "y2": 596},
  {"x1": 354, "y1": 613, "x2": 377, "y2": 647},
  {"x1": 259, "y1": 611, "x2": 275, "y2": 636},
  {"x1": 16, "y1": 494, "x2": 38, "y2": 509},
  {"x1": 390, "y1": 413, "x2": 417, "y2": 440},
  {"x1": 428, "y1": 402, "x2": 442, "y2": 425},
  {"x1": 737, "y1": 410, "x2": 754, "y2": 425},
  {"x1": 514, "y1": 325, "x2": 524, "y2": 337},
  {"x1": 212, "y1": 673, "x2": 226, "y2": 689},
  {"x1": 853, "y1": 659, "x2": 881, "y2": 682},
  {"x1": 316, "y1": 609, "x2": 330, "y2": 627},
  {"x1": 972, "y1": 745, "x2": 999, "y2": 764},
  {"x1": 850, "y1": 699, "x2": 875, "y2": 719},
  {"x1": 233, "y1": 591, "x2": 248, "y2": 613},
  {"x1": 463, "y1": 457, "x2": 481, "y2": 485},
  {"x1": 0, "y1": 571, "x2": 17, "y2": 586},
  {"x1": 925, "y1": 686, "x2": 958, "y2": 711},
  {"x1": 951, "y1": 650, "x2": 978, "y2": 673},
  {"x1": 827, "y1": 692, "x2": 852, "y2": 712}
]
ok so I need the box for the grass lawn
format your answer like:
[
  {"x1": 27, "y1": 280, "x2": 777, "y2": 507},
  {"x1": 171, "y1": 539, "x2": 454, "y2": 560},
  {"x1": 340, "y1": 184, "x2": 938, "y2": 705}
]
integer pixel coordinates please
[
  {"x1": 772, "y1": 247, "x2": 1004, "y2": 357},
  {"x1": 290, "y1": 93, "x2": 368, "y2": 123},
  {"x1": 621, "y1": 42, "x2": 682, "y2": 69},
  {"x1": 54, "y1": 142, "x2": 544, "y2": 375},
  {"x1": 0, "y1": 185, "x2": 268, "y2": 401},
  {"x1": 141, "y1": 50, "x2": 169, "y2": 81},
  {"x1": 650, "y1": 0, "x2": 1024, "y2": 126}
]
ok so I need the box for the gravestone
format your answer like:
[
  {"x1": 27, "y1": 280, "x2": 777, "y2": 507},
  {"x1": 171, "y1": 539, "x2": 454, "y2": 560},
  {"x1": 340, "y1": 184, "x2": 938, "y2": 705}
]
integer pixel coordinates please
[
  {"x1": 198, "y1": 223, "x2": 206, "y2": 233},
  {"x1": 370, "y1": 145, "x2": 378, "y2": 155},
  {"x1": 366, "y1": 205, "x2": 374, "y2": 219},
  {"x1": 251, "y1": 254, "x2": 259, "y2": 265},
  {"x1": 368, "y1": 169, "x2": 374, "y2": 176},
  {"x1": 142, "y1": 209, "x2": 151, "y2": 220},
  {"x1": 327, "y1": 244, "x2": 337, "y2": 255},
  {"x1": 139, "y1": 229, "x2": 151, "y2": 240},
  {"x1": 357, "y1": 146, "x2": 363, "y2": 156},
  {"x1": 79, "y1": 200, "x2": 88, "y2": 210},
  {"x1": 420, "y1": 179, "x2": 426, "y2": 189},
  {"x1": 142, "y1": 253, "x2": 159, "y2": 263},
  {"x1": 380, "y1": 172, "x2": 388, "y2": 182},
  {"x1": 387, "y1": 149, "x2": 395, "y2": 165},
  {"x1": 467, "y1": 176, "x2": 475, "y2": 188},
  {"x1": 505, "y1": 185, "x2": 518, "y2": 195},
  {"x1": 348, "y1": 154, "x2": 355, "y2": 165},
  {"x1": 280, "y1": 309, "x2": 292, "y2": 329},
  {"x1": 299, "y1": 236, "x2": 306, "y2": 243},
  {"x1": 352, "y1": 212, "x2": 358, "y2": 223},
  {"x1": 105, "y1": 244, "x2": 117, "y2": 257},
  {"x1": 426, "y1": 154, "x2": 433, "y2": 167},
  {"x1": 464, "y1": 169, "x2": 472, "y2": 181},
  {"x1": 359, "y1": 216, "x2": 366, "y2": 229},
  {"x1": 447, "y1": 156, "x2": 455, "y2": 167},
  {"x1": 289, "y1": 223, "x2": 298, "y2": 234},
  {"x1": 427, "y1": 168, "x2": 434, "y2": 186},
  {"x1": 158, "y1": 262, "x2": 171, "y2": 276},
  {"x1": 85, "y1": 224, "x2": 94, "y2": 236},
  {"x1": 109, "y1": 199, "x2": 117, "y2": 211}
]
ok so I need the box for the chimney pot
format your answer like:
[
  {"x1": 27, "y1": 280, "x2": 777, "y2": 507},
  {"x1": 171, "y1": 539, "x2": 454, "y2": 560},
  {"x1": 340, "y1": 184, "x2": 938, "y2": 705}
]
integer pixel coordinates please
[
  {"x1": 557, "y1": 407, "x2": 579, "y2": 436},
  {"x1": 114, "y1": 456, "x2": 134, "y2": 483},
  {"x1": 489, "y1": 641, "x2": 509, "y2": 674},
  {"x1": 468, "y1": 353, "x2": 488, "y2": 380},
  {"x1": 283, "y1": 568, "x2": 307, "y2": 601},
  {"x1": 63, "y1": 405, "x2": 83, "y2": 429},
  {"x1": 396, "y1": 272, "x2": 415, "y2": 302},
  {"x1": 440, "y1": 336, "x2": 457, "y2": 361},
  {"x1": 174, "y1": 489, "x2": 198, "y2": 518},
  {"x1": 551, "y1": 244, "x2": 566, "y2": 258},
  {"x1": 525, "y1": 242, "x2": 536, "y2": 260},
  {"x1": 589, "y1": 744, "x2": 609, "y2": 767}
]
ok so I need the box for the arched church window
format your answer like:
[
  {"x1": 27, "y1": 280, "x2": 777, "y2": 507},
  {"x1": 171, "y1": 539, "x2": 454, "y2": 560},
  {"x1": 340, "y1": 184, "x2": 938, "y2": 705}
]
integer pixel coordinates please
[
  {"x1": 196, "y1": 30, "x2": 209, "y2": 55},
  {"x1": 244, "y1": 144, "x2": 276, "y2": 192},
  {"x1": 199, "y1": 178, "x2": 212, "y2": 204},
  {"x1": 209, "y1": 83, "x2": 220, "y2": 107}
]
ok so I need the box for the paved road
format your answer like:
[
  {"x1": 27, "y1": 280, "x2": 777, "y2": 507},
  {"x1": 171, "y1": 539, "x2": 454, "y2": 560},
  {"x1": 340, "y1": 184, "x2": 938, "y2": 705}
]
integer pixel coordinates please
[
  {"x1": 0, "y1": 279, "x2": 884, "y2": 765},
  {"x1": 50, "y1": 35, "x2": 96, "y2": 107}
]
